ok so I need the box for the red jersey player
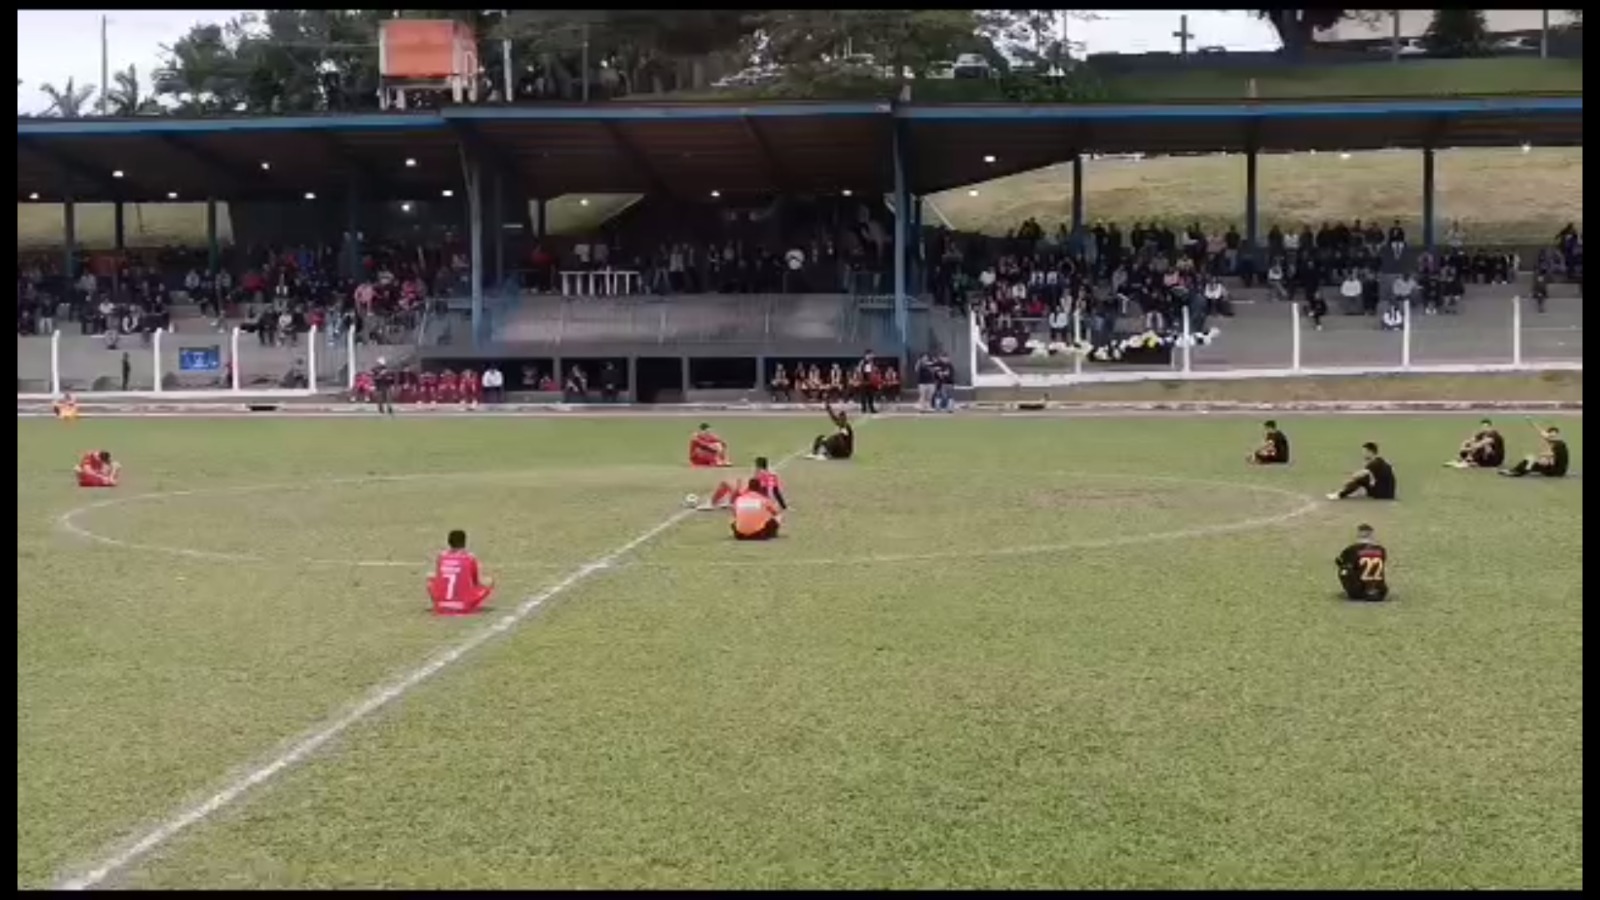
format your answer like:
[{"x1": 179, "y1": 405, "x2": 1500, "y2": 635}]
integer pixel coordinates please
[
  {"x1": 438, "y1": 368, "x2": 460, "y2": 405},
  {"x1": 689, "y1": 423, "x2": 732, "y2": 467},
  {"x1": 419, "y1": 370, "x2": 439, "y2": 405},
  {"x1": 75, "y1": 450, "x2": 121, "y2": 488},
  {"x1": 707, "y1": 456, "x2": 787, "y2": 510},
  {"x1": 427, "y1": 529, "x2": 495, "y2": 615},
  {"x1": 459, "y1": 367, "x2": 481, "y2": 407}
]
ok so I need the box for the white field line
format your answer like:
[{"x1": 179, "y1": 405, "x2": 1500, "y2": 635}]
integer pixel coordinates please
[{"x1": 53, "y1": 447, "x2": 809, "y2": 891}]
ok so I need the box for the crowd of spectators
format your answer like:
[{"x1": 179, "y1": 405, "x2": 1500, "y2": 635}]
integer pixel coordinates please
[
  {"x1": 17, "y1": 239, "x2": 478, "y2": 346},
  {"x1": 944, "y1": 216, "x2": 1582, "y2": 353}
]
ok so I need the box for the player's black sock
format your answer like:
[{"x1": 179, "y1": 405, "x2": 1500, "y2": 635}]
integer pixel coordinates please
[
  {"x1": 1336, "y1": 478, "x2": 1362, "y2": 498},
  {"x1": 1506, "y1": 460, "x2": 1531, "y2": 477},
  {"x1": 812, "y1": 435, "x2": 826, "y2": 454}
]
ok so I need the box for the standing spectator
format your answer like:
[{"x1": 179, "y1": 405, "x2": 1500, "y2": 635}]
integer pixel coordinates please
[
  {"x1": 1307, "y1": 286, "x2": 1328, "y2": 332},
  {"x1": 854, "y1": 350, "x2": 879, "y2": 415},
  {"x1": 1391, "y1": 271, "x2": 1417, "y2": 311},
  {"x1": 914, "y1": 352, "x2": 936, "y2": 411},
  {"x1": 120, "y1": 351, "x2": 131, "y2": 392},
  {"x1": 1531, "y1": 270, "x2": 1549, "y2": 313},
  {"x1": 1339, "y1": 271, "x2": 1363, "y2": 316},
  {"x1": 1387, "y1": 219, "x2": 1407, "y2": 262},
  {"x1": 482, "y1": 364, "x2": 504, "y2": 402},
  {"x1": 599, "y1": 362, "x2": 621, "y2": 403}
]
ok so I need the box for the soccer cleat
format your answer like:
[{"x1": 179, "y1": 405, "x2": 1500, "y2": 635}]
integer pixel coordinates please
[{"x1": 1325, "y1": 492, "x2": 1342, "y2": 500}]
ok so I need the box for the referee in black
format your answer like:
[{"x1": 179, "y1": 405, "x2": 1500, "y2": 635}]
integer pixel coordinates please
[{"x1": 373, "y1": 357, "x2": 396, "y2": 416}]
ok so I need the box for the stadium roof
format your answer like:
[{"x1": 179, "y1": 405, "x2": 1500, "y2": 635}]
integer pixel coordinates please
[{"x1": 16, "y1": 97, "x2": 1582, "y2": 203}]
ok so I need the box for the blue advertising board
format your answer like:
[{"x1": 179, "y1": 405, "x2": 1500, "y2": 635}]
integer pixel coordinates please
[{"x1": 178, "y1": 346, "x2": 222, "y2": 373}]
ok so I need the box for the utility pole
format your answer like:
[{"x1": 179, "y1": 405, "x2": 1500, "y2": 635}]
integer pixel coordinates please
[
  {"x1": 1540, "y1": 9, "x2": 1550, "y2": 59},
  {"x1": 99, "y1": 15, "x2": 110, "y2": 115},
  {"x1": 580, "y1": 21, "x2": 591, "y2": 102},
  {"x1": 1391, "y1": 10, "x2": 1402, "y2": 63},
  {"x1": 1172, "y1": 14, "x2": 1194, "y2": 61},
  {"x1": 500, "y1": 9, "x2": 513, "y2": 102}
]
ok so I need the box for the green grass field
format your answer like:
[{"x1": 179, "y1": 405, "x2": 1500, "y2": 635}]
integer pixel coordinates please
[{"x1": 17, "y1": 412, "x2": 1583, "y2": 889}]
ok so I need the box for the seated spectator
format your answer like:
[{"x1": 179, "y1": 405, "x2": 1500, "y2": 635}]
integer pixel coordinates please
[{"x1": 770, "y1": 364, "x2": 793, "y2": 403}]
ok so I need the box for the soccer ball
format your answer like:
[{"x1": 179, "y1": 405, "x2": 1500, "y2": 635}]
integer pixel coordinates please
[{"x1": 684, "y1": 493, "x2": 700, "y2": 508}]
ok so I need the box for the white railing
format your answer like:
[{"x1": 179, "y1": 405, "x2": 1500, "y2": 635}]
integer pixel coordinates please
[
  {"x1": 973, "y1": 296, "x2": 1582, "y2": 388},
  {"x1": 559, "y1": 269, "x2": 641, "y2": 297},
  {"x1": 20, "y1": 323, "x2": 377, "y2": 399}
]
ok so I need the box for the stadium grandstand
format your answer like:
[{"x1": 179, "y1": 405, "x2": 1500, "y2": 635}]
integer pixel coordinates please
[{"x1": 17, "y1": 96, "x2": 1582, "y2": 400}]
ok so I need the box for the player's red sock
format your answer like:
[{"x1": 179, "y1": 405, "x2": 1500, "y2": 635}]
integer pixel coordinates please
[{"x1": 711, "y1": 482, "x2": 734, "y2": 506}]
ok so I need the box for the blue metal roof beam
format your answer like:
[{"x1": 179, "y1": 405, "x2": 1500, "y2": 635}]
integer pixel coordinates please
[
  {"x1": 598, "y1": 120, "x2": 670, "y2": 197},
  {"x1": 17, "y1": 138, "x2": 126, "y2": 195}
]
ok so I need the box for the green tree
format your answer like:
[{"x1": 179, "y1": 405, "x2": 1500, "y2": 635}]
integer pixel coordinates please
[
  {"x1": 37, "y1": 78, "x2": 96, "y2": 117},
  {"x1": 1423, "y1": 9, "x2": 1490, "y2": 57},
  {"x1": 105, "y1": 65, "x2": 163, "y2": 116},
  {"x1": 1255, "y1": 10, "x2": 1366, "y2": 61}
]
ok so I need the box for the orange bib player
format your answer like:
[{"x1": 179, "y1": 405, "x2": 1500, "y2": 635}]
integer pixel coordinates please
[
  {"x1": 731, "y1": 479, "x2": 783, "y2": 541},
  {"x1": 75, "y1": 450, "x2": 120, "y2": 488},
  {"x1": 53, "y1": 393, "x2": 81, "y2": 421},
  {"x1": 709, "y1": 456, "x2": 788, "y2": 510},
  {"x1": 427, "y1": 529, "x2": 495, "y2": 615},
  {"x1": 690, "y1": 423, "x2": 732, "y2": 467}
]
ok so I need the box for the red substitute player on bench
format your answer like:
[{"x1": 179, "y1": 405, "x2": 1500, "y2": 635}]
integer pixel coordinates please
[
  {"x1": 75, "y1": 450, "x2": 121, "y2": 488},
  {"x1": 690, "y1": 422, "x2": 733, "y2": 467},
  {"x1": 427, "y1": 529, "x2": 495, "y2": 615},
  {"x1": 707, "y1": 456, "x2": 788, "y2": 510}
]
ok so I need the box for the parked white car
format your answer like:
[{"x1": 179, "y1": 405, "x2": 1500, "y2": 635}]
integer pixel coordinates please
[{"x1": 952, "y1": 53, "x2": 992, "y2": 79}]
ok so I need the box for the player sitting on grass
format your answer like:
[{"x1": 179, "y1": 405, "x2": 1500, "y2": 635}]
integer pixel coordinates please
[
  {"x1": 1500, "y1": 426, "x2": 1570, "y2": 478},
  {"x1": 731, "y1": 479, "x2": 783, "y2": 541},
  {"x1": 1246, "y1": 419, "x2": 1290, "y2": 465},
  {"x1": 53, "y1": 392, "x2": 80, "y2": 421},
  {"x1": 690, "y1": 423, "x2": 732, "y2": 467},
  {"x1": 707, "y1": 456, "x2": 788, "y2": 510},
  {"x1": 75, "y1": 450, "x2": 120, "y2": 488},
  {"x1": 806, "y1": 401, "x2": 855, "y2": 460},
  {"x1": 1446, "y1": 418, "x2": 1505, "y2": 469},
  {"x1": 1335, "y1": 523, "x2": 1390, "y2": 602},
  {"x1": 1327, "y1": 442, "x2": 1397, "y2": 500},
  {"x1": 428, "y1": 529, "x2": 495, "y2": 615}
]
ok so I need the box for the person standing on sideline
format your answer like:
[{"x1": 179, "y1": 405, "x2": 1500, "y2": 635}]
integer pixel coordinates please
[
  {"x1": 855, "y1": 350, "x2": 879, "y2": 415},
  {"x1": 120, "y1": 351, "x2": 131, "y2": 392},
  {"x1": 914, "y1": 352, "x2": 936, "y2": 411},
  {"x1": 482, "y1": 364, "x2": 504, "y2": 403}
]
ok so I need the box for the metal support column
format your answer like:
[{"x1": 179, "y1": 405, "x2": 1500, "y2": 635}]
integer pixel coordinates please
[
  {"x1": 466, "y1": 154, "x2": 485, "y2": 346},
  {"x1": 909, "y1": 193, "x2": 923, "y2": 297},
  {"x1": 1071, "y1": 155, "x2": 1085, "y2": 232},
  {"x1": 63, "y1": 198, "x2": 77, "y2": 279},
  {"x1": 343, "y1": 183, "x2": 361, "y2": 280},
  {"x1": 205, "y1": 198, "x2": 220, "y2": 273},
  {"x1": 491, "y1": 172, "x2": 506, "y2": 287},
  {"x1": 1245, "y1": 147, "x2": 1260, "y2": 249},
  {"x1": 891, "y1": 124, "x2": 910, "y2": 354},
  {"x1": 113, "y1": 200, "x2": 126, "y2": 251},
  {"x1": 1422, "y1": 147, "x2": 1436, "y2": 253},
  {"x1": 535, "y1": 197, "x2": 548, "y2": 240}
]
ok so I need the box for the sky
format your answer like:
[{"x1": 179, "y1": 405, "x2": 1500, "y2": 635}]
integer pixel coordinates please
[{"x1": 16, "y1": 9, "x2": 1281, "y2": 114}]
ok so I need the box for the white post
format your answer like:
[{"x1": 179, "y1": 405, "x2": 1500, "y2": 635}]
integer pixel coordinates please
[
  {"x1": 152, "y1": 327, "x2": 165, "y2": 393},
  {"x1": 1180, "y1": 305, "x2": 1193, "y2": 374},
  {"x1": 1401, "y1": 300, "x2": 1412, "y2": 369},
  {"x1": 230, "y1": 327, "x2": 242, "y2": 391},
  {"x1": 1290, "y1": 302, "x2": 1301, "y2": 371},
  {"x1": 346, "y1": 324, "x2": 358, "y2": 390},
  {"x1": 1511, "y1": 295, "x2": 1523, "y2": 367},
  {"x1": 1072, "y1": 309, "x2": 1084, "y2": 377},
  {"x1": 966, "y1": 305, "x2": 980, "y2": 386},
  {"x1": 308, "y1": 325, "x2": 319, "y2": 392},
  {"x1": 50, "y1": 329, "x2": 62, "y2": 396}
]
